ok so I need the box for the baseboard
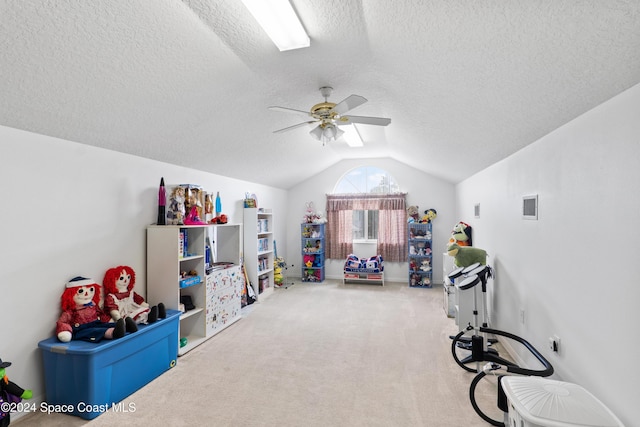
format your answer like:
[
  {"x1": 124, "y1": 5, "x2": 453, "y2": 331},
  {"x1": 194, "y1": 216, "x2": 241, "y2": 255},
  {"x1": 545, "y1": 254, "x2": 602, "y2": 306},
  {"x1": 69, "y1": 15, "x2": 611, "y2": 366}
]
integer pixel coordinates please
[{"x1": 495, "y1": 333, "x2": 526, "y2": 368}]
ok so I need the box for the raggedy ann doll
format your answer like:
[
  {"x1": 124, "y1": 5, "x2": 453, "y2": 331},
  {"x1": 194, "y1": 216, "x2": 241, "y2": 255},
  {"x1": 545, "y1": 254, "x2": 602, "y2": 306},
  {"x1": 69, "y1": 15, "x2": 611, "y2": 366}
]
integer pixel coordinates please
[
  {"x1": 0, "y1": 358, "x2": 32, "y2": 427},
  {"x1": 56, "y1": 276, "x2": 128, "y2": 343},
  {"x1": 103, "y1": 266, "x2": 165, "y2": 329}
]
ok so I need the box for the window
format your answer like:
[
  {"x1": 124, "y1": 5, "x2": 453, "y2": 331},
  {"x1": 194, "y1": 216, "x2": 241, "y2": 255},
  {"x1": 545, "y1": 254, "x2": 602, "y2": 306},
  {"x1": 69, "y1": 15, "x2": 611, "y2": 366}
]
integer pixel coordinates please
[
  {"x1": 353, "y1": 210, "x2": 379, "y2": 240},
  {"x1": 326, "y1": 167, "x2": 406, "y2": 262},
  {"x1": 334, "y1": 166, "x2": 397, "y2": 242},
  {"x1": 333, "y1": 166, "x2": 400, "y2": 194}
]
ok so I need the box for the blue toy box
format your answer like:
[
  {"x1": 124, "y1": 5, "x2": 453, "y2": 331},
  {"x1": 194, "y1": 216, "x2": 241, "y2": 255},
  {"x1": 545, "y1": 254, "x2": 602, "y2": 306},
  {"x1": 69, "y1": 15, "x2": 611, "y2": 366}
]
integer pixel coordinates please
[{"x1": 38, "y1": 310, "x2": 179, "y2": 420}]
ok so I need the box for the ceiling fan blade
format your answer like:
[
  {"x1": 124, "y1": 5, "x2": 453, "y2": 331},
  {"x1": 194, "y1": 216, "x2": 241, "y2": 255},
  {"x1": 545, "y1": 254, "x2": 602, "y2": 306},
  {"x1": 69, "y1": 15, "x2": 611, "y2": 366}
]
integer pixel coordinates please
[
  {"x1": 273, "y1": 121, "x2": 318, "y2": 134},
  {"x1": 337, "y1": 115, "x2": 391, "y2": 126},
  {"x1": 331, "y1": 95, "x2": 367, "y2": 115},
  {"x1": 268, "y1": 106, "x2": 312, "y2": 118}
]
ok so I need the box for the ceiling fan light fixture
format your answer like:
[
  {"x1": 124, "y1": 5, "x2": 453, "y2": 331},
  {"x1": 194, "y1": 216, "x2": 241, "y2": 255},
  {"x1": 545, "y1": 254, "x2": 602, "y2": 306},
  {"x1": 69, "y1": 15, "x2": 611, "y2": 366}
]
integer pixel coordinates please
[
  {"x1": 323, "y1": 124, "x2": 343, "y2": 140},
  {"x1": 309, "y1": 125, "x2": 324, "y2": 140},
  {"x1": 241, "y1": 0, "x2": 310, "y2": 51},
  {"x1": 309, "y1": 123, "x2": 344, "y2": 145}
]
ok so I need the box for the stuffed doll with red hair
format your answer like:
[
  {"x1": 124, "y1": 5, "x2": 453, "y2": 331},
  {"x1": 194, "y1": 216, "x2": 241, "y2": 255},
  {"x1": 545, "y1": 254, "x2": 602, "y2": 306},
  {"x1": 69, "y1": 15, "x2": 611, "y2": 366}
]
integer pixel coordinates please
[
  {"x1": 103, "y1": 266, "x2": 165, "y2": 329},
  {"x1": 56, "y1": 276, "x2": 126, "y2": 343}
]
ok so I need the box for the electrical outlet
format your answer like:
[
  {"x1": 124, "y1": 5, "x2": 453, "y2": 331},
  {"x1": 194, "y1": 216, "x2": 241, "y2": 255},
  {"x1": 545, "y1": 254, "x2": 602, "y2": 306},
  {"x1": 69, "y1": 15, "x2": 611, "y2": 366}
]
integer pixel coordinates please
[{"x1": 548, "y1": 335, "x2": 561, "y2": 352}]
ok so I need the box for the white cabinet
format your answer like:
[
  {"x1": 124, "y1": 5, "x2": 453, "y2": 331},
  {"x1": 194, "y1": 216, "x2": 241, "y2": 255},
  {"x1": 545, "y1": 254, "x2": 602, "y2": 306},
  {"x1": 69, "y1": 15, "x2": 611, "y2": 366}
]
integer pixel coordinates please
[
  {"x1": 243, "y1": 208, "x2": 274, "y2": 301},
  {"x1": 147, "y1": 224, "x2": 242, "y2": 355},
  {"x1": 205, "y1": 266, "x2": 243, "y2": 335},
  {"x1": 443, "y1": 253, "x2": 487, "y2": 332},
  {"x1": 443, "y1": 253, "x2": 456, "y2": 318}
]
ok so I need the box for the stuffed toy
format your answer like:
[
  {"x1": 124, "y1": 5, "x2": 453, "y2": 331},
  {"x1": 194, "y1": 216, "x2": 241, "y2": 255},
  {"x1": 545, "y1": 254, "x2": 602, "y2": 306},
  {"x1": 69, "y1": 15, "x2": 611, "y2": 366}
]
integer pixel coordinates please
[
  {"x1": 410, "y1": 273, "x2": 420, "y2": 286},
  {"x1": 313, "y1": 256, "x2": 322, "y2": 268},
  {"x1": 447, "y1": 243, "x2": 487, "y2": 267},
  {"x1": 303, "y1": 268, "x2": 317, "y2": 281},
  {"x1": 209, "y1": 213, "x2": 228, "y2": 224},
  {"x1": 345, "y1": 254, "x2": 360, "y2": 269},
  {"x1": 422, "y1": 208, "x2": 437, "y2": 223},
  {"x1": 420, "y1": 259, "x2": 431, "y2": 272},
  {"x1": 103, "y1": 266, "x2": 165, "y2": 328},
  {"x1": 274, "y1": 267, "x2": 283, "y2": 286},
  {"x1": 406, "y1": 205, "x2": 420, "y2": 223},
  {"x1": 56, "y1": 276, "x2": 126, "y2": 343},
  {"x1": 302, "y1": 202, "x2": 327, "y2": 224},
  {"x1": 303, "y1": 254, "x2": 315, "y2": 268},
  {"x1": 365, "y1": 256, "x2": 380, "y2": 270},
  {"x1": 449, "y1": 221, "x2": 473, "y2": 247},
  {"x1": 0, "y1": 358, "x2": 32, "y2": 427}
]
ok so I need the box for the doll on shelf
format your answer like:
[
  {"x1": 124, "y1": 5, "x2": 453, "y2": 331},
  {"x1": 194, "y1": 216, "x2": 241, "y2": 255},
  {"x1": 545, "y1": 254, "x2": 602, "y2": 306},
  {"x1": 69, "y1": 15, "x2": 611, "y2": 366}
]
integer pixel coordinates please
[
  {"x1": 167, "y1": 186, "x2": 186, "y2": 225},
  {"x1": 56, "y1": 276, "x2": 126, "y2": 343},
  {"x1": 103, "y1": 266, "x2": 165, "y2": 330}
]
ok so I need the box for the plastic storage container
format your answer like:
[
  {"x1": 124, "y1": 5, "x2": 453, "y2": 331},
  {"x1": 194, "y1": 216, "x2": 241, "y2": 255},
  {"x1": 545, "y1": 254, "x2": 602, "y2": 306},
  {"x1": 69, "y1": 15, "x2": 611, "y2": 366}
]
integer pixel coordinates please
[
  {"x1": 501, "y1": 376, "x2": 624, "y2": 427},
  {"x1": 38, "y1": 310, "x2": 180, "y2": 419}
]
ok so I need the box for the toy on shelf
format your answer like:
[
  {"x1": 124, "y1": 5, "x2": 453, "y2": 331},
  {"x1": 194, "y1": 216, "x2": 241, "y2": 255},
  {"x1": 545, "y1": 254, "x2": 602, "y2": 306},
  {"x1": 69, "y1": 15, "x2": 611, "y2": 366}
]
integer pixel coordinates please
[
  {"x1": 204, "y1": 193, "x2": 214, "y2": 223},
  {"x1": 183, "y1": 185, "x2": 204, "y2": 220},
  {"x1": 103, "y1": 266, "x2": 165, "y2": 328},
  {"x1": 408, "y1": 206, "x2": 437, "y2": 223},
  {"x1": 167, "y1": 186, "x2": 186, "y2": 225},
  {"x1": 448, "y1": 221, "x2": 472, "y2": 247},
  {"x1": 0, "y1": 357, "x2": 32, "y2": 426},
  {"x1": 157, "y1": 177, "x2": 166, "y2": 225},
  {"x1": 56, "y1": 276, "x2": 127, "y2": 343},
  {"x1": 422, "y1": 208, "x2": 437, "y2": 223},
  {"x1": 302, "y1": 201, "x2": 326, "y2": 224},
  {"x1": 184, "y1": 205, "x2": 207, "y2": 225},
  {"x1": 407, "y1": 205, "x2": 420, "y2": 223}
]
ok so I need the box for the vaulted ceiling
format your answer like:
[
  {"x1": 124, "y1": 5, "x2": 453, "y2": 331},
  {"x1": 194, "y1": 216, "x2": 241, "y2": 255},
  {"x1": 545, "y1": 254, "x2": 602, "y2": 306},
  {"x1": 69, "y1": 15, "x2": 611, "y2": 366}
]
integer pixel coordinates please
[{"x1": 1, "y1": 1, "x2": 639, "y2": 189}]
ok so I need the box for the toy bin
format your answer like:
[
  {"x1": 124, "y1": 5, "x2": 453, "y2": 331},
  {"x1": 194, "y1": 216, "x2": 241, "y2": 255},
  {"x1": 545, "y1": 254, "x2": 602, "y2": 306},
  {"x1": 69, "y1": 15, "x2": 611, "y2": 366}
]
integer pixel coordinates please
[
  {"x1": 501, "y1": 377, "x2": 624, "y2": 427},
  {"x1": 38, "y1": 310, "x2": 180, "y2": 420}
]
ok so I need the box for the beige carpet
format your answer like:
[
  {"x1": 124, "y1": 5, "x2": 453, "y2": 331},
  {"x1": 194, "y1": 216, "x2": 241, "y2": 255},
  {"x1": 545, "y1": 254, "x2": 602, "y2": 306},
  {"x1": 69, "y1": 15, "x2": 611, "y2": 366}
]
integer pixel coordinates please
[{"x1": 17, "y1": 280, "x2": 499, "y2": 426}]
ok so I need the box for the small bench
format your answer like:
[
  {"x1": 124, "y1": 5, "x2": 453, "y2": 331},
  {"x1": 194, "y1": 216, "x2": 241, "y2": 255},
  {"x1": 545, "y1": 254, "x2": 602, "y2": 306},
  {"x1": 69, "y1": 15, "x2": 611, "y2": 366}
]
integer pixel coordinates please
[
  {"x1": 38, "y1": 309, "x2": 179, "y2": 420},
  {"x1": 343, "y1": 254, "x2": 385, "y2": 286}
]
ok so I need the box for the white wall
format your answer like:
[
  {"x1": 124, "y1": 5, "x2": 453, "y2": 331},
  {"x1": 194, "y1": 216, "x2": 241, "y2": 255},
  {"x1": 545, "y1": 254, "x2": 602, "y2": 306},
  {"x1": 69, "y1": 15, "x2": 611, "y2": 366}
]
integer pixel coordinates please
[
  {"x1": 286, "y1": 158, "x2": 456, "y2": 283},
  {"x1": 455, "y1": 83, "x2": 640, "y2": 425},
  {"x1": 0, "y1": 125, "x2": 287, "y2": 417}
]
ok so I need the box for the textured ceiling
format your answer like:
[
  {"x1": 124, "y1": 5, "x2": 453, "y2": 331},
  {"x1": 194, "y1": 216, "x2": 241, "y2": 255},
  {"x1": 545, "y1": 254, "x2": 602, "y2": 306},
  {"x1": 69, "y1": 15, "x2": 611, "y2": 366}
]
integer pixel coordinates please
[{"x1": 1, "y1": 0, "x2": 639, "y2": 189}]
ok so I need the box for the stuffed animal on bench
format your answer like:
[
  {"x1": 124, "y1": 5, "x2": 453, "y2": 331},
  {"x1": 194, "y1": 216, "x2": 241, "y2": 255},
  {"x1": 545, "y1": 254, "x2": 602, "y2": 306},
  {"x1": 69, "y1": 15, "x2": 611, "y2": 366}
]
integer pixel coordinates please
[
  {"x1": 56, "y1": 276, "x2": 126, "y2": 343},
  {"x1": 103, "y1": 266, "x2": 165, "y2": 330}
]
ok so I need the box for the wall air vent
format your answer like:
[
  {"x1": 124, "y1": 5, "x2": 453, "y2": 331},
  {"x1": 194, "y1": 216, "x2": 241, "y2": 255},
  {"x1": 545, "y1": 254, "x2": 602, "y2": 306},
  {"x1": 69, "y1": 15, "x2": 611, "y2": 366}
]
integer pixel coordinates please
[{"x1": 522, "y1": 195, "x2": 538, "y2": 220}]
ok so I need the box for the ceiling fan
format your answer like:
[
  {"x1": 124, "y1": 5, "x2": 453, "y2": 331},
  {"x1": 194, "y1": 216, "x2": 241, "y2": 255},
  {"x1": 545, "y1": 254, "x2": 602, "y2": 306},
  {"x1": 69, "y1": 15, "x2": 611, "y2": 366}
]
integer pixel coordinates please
[{"x1": 268, "y1": 86, "x2": 391, "y2": 144}]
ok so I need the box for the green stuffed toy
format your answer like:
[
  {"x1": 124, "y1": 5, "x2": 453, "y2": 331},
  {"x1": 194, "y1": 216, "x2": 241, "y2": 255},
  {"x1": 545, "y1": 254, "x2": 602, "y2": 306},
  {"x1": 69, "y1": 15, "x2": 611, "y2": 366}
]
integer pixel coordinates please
[
  {"x1": 0, "y1": 357, "x2": 33, "y2": 426},
  {"x1": 447, "y1": 243, "x2": 487, "y2": 267}
]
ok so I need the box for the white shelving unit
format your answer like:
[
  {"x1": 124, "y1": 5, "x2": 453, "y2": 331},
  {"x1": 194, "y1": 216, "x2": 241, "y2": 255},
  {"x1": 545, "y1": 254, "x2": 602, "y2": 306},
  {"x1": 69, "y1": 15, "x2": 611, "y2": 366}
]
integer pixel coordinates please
[
  {"x1": 243, "y1": 208, "x2": 274, "y2": 301},
  {"x1": 147, "y1": 224, "x2": 243, "y2": 355}
]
